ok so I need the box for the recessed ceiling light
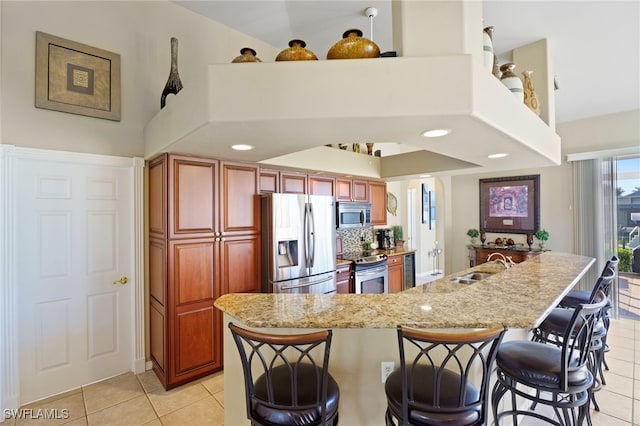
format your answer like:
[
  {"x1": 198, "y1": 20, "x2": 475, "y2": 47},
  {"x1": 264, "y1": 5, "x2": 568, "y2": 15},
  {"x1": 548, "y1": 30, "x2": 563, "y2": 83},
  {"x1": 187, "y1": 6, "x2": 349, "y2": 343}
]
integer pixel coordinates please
[
  {"x1": 232, "y1": 144, "x2": 254, "y2": 151},
  {"x1": 488, "y1": 153, "x2": 509, "y2": 159},
  {"x1": 421, "y1": 129, "x2": 451, "y2": 138},
  {"x1": 419, "y1": 174, "x2": 432, "y2": 178}
]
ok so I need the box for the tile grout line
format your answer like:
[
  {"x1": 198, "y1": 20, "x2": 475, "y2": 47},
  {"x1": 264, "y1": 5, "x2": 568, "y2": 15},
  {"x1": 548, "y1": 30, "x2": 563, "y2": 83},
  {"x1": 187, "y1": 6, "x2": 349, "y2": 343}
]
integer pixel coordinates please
[{"x1": 136, "y1": 374, "x2": 162, "y2": 424}]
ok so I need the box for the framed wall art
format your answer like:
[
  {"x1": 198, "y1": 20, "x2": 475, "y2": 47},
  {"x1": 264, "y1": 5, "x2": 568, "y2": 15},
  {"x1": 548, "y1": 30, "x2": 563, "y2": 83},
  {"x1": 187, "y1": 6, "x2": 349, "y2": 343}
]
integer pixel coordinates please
[
  {"x1": 479, "y1": 175, "x2": 540, "y2": 234},
  {"x1": 35, "y1": 31, "x2": 121, "y2": 121},
  {"x1": 422, "y1": 184, "x2": 429, "y2": 224}
]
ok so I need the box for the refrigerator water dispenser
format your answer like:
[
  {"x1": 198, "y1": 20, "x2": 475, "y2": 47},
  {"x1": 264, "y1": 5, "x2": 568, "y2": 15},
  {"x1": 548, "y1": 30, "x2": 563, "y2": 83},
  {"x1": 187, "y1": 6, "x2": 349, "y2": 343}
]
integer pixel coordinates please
[{"x1": 277, "y1": 240, "x2": 298, "y2": 268}]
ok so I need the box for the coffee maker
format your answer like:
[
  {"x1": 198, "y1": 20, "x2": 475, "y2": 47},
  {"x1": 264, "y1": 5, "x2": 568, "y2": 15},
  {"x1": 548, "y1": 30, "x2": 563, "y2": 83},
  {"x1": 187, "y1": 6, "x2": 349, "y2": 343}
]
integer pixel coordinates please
[{"x1": 376, "y1": 228, "x2": 394, "y2": 250}]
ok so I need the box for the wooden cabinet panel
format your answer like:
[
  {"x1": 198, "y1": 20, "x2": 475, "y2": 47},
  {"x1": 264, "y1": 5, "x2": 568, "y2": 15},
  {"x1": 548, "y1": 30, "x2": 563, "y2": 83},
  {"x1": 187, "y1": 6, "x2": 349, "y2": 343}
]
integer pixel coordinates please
[
  {"x1": 336, "y1": 263, "x2": 352, "y2": 294},
  {"x1": 170, "y1": 240, "x2": 216, "y2": 305},
  {"x1": 175, "y1": 306, "x2": 219, "y2": 377},
  {"x1": 352, "y1": 179, "x2": 369, "y2": 202},
  {"x1": 308, "y1": 176, "x2": 335, "y2": 196},
  {"x1": 149, "y1": 239, "x2": 166, "y2": 305},
  {"x1": 280, "y1": 172, "x2": 307, "y2": 194},
  {"x1": 388, "y1": 254, "x2": 404, "y2": 293},
  {"x1": 335, "y1": 178, "x2": 353, "y2": 201},
  {"x1": 369, "y1": 181, "x2": 387, "y2": 226},
  {"x1": 467, "y1": 245, "x2": 544, "y2": 267},
  {"x1": 148, "y1": 156, "x2": 167, "y2": 238},
  {"x1": 221, "y1": 235, "x2": 261, "y2": 294},
  {"x1": 259, "y1": 169, "x2": 279, "y2": 194},
  {"x1": 220, "y1": 161, "x2": 259, "y2": 234},
  {"x1": 150, "y1": 302, "x2": 165, "y2": 371},
  {"x1": 168, "y1": 155, "x2": 218, "y2": 239}
]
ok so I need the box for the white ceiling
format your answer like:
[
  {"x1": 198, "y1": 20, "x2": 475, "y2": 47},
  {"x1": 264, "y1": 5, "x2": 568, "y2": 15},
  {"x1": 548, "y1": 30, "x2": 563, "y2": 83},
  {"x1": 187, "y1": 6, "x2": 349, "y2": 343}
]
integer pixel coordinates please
[{"x1": 175, "y1": 0, "x2": 640, "y2": 125}]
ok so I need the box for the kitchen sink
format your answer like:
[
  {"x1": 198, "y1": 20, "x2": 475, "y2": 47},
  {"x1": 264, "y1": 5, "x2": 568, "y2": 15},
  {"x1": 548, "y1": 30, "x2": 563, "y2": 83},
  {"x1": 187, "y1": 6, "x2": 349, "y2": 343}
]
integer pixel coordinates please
[{"x1": 450, "y1": 272, "x2": 495, "y2": 285}]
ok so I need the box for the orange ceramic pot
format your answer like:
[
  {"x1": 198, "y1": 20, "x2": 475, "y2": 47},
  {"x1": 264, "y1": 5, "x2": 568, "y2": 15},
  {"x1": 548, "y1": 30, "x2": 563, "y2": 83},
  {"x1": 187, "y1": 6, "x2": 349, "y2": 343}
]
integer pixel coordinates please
[
  {"x1": 276, "y1": 39, "x2": 318, "y2": 61},
  {"x1": 232, "y1": 48, "x2": 261, "y2": 63},
  {"x1": 326, "y1": 29, "x2": 380, "y2": 60}
]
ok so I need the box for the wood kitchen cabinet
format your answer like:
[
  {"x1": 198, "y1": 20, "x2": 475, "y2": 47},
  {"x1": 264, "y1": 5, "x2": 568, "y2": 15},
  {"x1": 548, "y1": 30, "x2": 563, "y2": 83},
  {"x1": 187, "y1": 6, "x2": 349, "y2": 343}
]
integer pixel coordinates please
[
  {"x1": 280, "y1": 172, "x2": 307, "y2": 194},
  {"x1": 336, "y1": 263, "x2": 352, "y2": 294},
  {"x1": 308, "y1": 175, "x2": 335, "y2": 196},
  {"x1": 369, "y1": 181, "x2": 387, "y2": 226},
  {"x1": 336, "y1": 178, "x2": 369, "y2": 202},
  {"x1": 148, "y1": 154, "x2": 260, "y2": 390},
  {"x1": 387, "y1": 254, "x2": 404, "y2": 293},
  {"x1": 259, "y1": 168, "x2": 279, "y2": 194},
  {"x1": 467, "y1": 245, "x2": 544, "y2": 267}
]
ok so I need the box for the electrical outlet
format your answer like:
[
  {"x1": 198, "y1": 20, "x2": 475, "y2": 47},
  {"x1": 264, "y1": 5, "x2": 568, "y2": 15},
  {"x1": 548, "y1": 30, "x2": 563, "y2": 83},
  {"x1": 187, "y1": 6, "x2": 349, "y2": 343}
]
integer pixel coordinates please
[{"x1": 381, "y1": 361, "x2": 395, "y2": 383}]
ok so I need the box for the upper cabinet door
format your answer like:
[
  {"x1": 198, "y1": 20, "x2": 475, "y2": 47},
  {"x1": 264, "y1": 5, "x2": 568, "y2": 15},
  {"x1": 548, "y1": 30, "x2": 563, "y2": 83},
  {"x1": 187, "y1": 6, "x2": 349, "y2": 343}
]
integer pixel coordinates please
[
  {"x1": 168, "y1": 155, "x2": 218, "y2": 239},
  {"x1": 352, "y1": 179, "x2": 369, "y2": 202},
  {"x1": 335, "y1": 178, "x2": 352, "y2": 201},
  {"x1": 369, "y1": 181, "x2": 387, "y2": 225},
  {"x1": 308, "y1": 176, "x2": 335, "y2": 196},
  {"x1": 220, "y1": 161, "x2": 260, "y2": 235},
  {"x1": 148, "y1": 155, "x2": 168, "y2": 239},
  {"x1": 280, "y1": 172, "x2": 307, "y2": 194},
  {"x1": 259, "y1": 169, "x2": 279, "y2": 194}
]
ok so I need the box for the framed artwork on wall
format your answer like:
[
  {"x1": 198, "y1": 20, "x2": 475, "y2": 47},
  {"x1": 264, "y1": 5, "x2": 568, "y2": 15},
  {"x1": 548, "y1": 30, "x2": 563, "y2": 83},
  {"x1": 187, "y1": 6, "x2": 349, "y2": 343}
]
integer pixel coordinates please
[
  {"x1": 479, "y1": 175, "x2": 540, "y2": 234},
  {"x1": 422, "y1": 184, "x2": 429, "y2": 224},
  {"x1": 35, "y1": 31, "x2": 121, "y2": 121}
]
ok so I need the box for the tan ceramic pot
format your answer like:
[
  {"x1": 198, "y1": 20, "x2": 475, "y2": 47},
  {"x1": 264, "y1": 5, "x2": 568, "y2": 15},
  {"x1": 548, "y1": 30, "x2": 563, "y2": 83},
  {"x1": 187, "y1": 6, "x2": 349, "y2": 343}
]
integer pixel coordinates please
[
  {"x1": 276, "y1": 39, "x2": 318, "y2": 61},
  {"x1": 232, "y1": 48, "x2": 261, "y2": 63},
  {"x1": 327, "y1": 29, "x2": 380, "y2": 60}
]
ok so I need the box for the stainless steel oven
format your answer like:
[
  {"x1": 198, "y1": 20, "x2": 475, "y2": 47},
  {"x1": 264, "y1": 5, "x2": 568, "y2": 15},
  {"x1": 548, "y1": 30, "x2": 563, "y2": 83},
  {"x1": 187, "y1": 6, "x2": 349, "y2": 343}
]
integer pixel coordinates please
[{"x1": 353, "y1": 255, "x2": 388, "y2": 294}]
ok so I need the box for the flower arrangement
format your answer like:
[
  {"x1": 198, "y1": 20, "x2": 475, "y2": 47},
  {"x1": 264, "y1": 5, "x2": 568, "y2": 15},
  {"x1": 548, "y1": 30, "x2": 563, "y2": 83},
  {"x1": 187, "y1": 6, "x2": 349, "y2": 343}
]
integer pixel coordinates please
[{"x1": 466, "y1": 228, "x2": 479, "y2": 243}]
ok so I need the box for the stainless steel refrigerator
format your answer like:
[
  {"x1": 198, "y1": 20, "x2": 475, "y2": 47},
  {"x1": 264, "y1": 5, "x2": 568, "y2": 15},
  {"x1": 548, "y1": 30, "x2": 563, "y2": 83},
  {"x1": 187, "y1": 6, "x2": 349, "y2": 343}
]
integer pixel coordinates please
[{"x1": 261, "y1": 193, "x2": 337, "y2": 293}]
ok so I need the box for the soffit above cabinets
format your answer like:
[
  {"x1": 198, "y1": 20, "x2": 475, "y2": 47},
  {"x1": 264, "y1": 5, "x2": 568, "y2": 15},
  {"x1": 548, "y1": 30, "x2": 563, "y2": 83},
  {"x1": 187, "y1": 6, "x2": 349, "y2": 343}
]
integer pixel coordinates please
[{"x1": 144, "y1": 55, "x2": 561, "y2": 178}]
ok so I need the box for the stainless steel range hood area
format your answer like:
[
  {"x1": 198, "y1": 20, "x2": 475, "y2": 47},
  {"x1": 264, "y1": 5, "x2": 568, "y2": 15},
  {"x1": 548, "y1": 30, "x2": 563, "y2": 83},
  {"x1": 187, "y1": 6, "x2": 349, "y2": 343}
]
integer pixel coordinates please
[{"x1": 143, "y1": 55, "x2": 560, "y2": 178}]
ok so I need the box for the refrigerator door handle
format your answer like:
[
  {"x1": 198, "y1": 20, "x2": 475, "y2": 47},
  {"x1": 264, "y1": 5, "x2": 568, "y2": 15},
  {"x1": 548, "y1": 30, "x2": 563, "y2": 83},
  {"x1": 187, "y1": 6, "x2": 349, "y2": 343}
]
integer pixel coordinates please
[
  {"x1": 308, "y1": 203, "x2": 315, "y2": 267},
  {"x1": 280, "y1": 275, "x2": 333, "y2": 290}
]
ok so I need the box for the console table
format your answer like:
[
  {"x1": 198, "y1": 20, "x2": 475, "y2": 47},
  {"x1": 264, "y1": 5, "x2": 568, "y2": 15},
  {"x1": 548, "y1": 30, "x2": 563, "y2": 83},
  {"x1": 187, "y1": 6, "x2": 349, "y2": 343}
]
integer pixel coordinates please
[{"x1": 467, "y1": 244, "x2": 545, "y2": 267}]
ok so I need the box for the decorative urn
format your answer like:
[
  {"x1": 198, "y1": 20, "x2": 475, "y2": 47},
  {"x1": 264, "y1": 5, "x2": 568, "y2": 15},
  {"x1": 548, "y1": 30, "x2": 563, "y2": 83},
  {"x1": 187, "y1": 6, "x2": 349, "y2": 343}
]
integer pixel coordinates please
[
  {"x1": 327, "y1": 29, "x2": 380, "y2": 60},
  {"x1": 276, "y1": 39, "x2": 318, "y2": 61}
]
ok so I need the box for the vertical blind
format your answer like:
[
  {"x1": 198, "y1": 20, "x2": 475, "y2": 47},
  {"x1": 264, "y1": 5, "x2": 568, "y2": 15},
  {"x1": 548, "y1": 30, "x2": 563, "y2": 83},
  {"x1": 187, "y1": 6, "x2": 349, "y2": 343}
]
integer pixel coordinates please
[{"x1": 571, "y1": 157, "x2": 618, "y2": 316}]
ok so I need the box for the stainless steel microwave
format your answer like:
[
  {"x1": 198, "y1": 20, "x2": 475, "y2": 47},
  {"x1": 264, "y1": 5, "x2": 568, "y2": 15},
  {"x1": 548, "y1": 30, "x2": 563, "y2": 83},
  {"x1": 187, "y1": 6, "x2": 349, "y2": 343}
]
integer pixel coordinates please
[{"x1": 336, "y1": 202, "x2": 371, "y2": 229}]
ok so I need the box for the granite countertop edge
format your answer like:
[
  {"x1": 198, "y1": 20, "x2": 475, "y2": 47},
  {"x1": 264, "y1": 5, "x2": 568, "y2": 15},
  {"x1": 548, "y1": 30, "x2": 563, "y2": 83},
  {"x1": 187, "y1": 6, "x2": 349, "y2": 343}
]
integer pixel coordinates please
[{"x1": 215, "y1": 252, "x2": 595, "y2": 330}]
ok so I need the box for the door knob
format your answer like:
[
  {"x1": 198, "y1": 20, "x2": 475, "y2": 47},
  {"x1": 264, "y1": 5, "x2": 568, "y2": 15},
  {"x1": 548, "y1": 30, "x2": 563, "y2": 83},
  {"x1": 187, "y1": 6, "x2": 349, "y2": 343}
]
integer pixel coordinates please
[{"x1": 113, "y1": 276, "x2": 128, "y2": 285}]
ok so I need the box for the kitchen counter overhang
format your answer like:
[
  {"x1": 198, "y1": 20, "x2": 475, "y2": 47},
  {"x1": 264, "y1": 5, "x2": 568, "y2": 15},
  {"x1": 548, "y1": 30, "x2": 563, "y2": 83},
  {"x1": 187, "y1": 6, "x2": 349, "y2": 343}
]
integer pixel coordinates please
[{"x1": 215, "y1": 252, "x2": 595, "y2": 330}]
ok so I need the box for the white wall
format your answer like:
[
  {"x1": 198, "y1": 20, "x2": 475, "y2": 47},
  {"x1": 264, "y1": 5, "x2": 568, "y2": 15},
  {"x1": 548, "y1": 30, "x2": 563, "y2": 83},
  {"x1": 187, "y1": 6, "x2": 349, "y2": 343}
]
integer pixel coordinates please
[
  {"x1": 1, "y1": 1, "x2": 278, "y2": 156},
  {"x1": 448, "y1": 109, "x2": 640, "y2": 273}
]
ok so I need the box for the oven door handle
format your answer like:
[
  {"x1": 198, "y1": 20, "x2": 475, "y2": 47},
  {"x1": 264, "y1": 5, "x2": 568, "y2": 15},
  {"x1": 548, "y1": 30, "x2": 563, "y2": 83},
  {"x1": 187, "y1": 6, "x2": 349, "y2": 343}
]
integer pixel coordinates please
[
  {"x1": 280, "y1": 275, "x2": 333, "y2": 291},
  {"x1": 356, "y1": 265, "x2": 387, "y2": 277}
]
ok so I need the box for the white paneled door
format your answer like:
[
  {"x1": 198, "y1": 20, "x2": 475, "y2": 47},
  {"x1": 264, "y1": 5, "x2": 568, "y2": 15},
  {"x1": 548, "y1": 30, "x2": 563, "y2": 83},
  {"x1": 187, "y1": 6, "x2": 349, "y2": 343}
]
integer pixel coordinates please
[{"x1": 16, "y1": 156, "x2": 133, "y2": 404}]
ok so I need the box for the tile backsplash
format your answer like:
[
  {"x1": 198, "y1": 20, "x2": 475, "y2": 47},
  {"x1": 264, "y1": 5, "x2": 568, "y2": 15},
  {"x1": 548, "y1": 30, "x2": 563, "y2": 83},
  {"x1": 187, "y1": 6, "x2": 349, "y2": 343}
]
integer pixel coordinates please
[{"x1": 337, "y1": 228, "x2": 374, "y2": 254}]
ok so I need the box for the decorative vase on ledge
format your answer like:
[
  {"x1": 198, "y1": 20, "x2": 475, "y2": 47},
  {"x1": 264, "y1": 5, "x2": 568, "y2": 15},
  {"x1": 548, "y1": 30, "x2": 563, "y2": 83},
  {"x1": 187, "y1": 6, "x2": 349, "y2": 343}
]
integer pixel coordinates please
[
  {"x1": 160, "y1": 37, "x2": 184, "y2": 109},
  {"x1": 327, "y1": 29, "x2": 380, "y2": 59},
  {"x1": 499, "y1": 63, "x2": 524, "y2": 102},
  {"x1": 276, "y1": 39, "x2": 318, "y2": 61},
  {"x1": 232, "y1": 47, "x2": 261, "y2": 63}
]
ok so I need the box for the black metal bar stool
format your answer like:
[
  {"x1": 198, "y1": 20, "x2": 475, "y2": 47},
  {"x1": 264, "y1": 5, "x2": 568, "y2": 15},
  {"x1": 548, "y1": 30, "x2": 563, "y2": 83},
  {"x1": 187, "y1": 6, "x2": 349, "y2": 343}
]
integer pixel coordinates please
[
  {"x1": 492, "y1": 291, "x2": 607, "y2": 426},
  {"x1": 532, "y1": 263, "x2": 617, "y2": 416},
  {"x1": 558, "y1": 256, "x2": 619, "y2": 382},
  {"x1": 229, "y1": 323, "x2": 340, "y2": 426},
  {"x1": 384, "y1": 325, "x2": 507, "y2": 426}
]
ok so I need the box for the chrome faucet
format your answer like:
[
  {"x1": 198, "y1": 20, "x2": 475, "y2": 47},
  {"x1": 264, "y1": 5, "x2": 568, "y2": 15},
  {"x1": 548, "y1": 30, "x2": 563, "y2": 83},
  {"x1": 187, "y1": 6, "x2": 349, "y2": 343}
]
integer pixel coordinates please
[{"x1": 487, "y1": 252, "x2": 516, "y2": 269}]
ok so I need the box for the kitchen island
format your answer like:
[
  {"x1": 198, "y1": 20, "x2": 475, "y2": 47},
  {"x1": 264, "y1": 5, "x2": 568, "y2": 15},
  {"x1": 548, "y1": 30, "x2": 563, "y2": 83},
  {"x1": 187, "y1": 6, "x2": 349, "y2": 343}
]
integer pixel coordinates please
[{"x1": 215, "y1": 252, "x2": 594, "y2": 425}]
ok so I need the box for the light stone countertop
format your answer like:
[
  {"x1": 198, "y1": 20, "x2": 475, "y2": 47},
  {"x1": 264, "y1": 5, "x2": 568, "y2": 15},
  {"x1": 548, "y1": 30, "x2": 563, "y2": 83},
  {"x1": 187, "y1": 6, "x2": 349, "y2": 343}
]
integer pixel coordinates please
[{"x1": 214, "y1": 252, "x2": 595, "y2": 330}]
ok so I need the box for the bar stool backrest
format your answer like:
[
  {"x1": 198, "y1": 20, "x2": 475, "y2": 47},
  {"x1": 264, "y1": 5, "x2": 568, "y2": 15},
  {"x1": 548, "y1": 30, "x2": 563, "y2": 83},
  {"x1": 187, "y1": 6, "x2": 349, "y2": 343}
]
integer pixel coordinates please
[
  {"x1": 560, "y1": 290, "x2": 608, "y2": 390},
  {"x1": 396, "y1": 325, "x2": 507, "y2": 425},
  {"x1": 228, "y1": 323, "x2": 334, "y2": 425}
]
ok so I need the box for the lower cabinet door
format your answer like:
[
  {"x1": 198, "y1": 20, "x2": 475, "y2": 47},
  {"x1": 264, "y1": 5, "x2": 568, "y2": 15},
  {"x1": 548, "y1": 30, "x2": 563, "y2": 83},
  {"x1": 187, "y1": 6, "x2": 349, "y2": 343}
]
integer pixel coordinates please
[{"x1": 174, "y1": 305, "x2": 222, "y2": 378}]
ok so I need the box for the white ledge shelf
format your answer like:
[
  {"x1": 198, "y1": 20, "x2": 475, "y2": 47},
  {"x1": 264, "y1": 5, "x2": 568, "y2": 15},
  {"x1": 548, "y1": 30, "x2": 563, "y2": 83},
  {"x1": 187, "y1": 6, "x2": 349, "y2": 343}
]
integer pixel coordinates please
[{"x1": 144, "y1": 55, "x2": 561, "y2": 176}]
